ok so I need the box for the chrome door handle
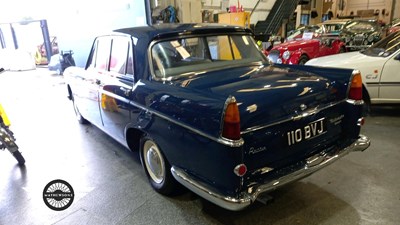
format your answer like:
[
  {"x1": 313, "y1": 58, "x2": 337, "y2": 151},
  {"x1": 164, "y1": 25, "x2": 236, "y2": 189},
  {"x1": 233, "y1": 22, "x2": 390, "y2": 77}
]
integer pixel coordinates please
[{"x1": 120, "y1": 87, "x2": 131, "y2": 96}]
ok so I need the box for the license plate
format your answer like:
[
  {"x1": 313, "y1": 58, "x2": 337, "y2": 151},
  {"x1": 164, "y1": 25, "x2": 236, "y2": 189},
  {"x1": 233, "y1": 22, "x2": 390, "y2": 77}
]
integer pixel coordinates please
[{"x1": 286, "y1": 118, "x2": 326, "y2": 146}]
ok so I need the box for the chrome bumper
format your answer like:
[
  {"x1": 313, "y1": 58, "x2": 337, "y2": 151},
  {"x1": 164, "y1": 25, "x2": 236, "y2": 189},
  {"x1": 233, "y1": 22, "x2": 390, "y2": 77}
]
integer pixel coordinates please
[{"x1": 171, "y1": 135, "x2": 370, "y2": 211}]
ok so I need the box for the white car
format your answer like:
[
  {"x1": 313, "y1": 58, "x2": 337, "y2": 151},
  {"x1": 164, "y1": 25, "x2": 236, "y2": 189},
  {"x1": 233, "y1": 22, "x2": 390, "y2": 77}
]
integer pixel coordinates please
[{"x1": 306, "y1": 31, "x2": 400, "y2": 108}]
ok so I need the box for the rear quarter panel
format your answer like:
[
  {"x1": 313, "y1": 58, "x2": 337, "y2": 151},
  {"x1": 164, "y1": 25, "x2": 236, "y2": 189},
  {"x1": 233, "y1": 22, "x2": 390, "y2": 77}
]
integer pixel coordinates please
[{"x1": 129, "y1": 80, "x2": 244, "y2": 195}]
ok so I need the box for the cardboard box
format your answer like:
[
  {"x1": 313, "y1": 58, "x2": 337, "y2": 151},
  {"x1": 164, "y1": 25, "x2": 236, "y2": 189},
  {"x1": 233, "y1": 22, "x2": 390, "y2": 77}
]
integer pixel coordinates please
[{"x1": 218, "y1": 12, "x2": 250, "y2": 27}]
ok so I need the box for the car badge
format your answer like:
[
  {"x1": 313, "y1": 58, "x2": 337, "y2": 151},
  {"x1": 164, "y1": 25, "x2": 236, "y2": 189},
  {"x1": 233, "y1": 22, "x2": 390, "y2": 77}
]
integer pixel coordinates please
[{"x1": 300, "y1": 104, "x2": 307, "y2": 111}]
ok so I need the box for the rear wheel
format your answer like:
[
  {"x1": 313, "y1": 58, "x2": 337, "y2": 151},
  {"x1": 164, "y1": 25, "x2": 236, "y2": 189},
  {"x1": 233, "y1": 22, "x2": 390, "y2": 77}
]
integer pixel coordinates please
[
  {"x1": 298, "y1": 55, "x2": 309, "y2": 65},
  {"x1": 339, "y1": 47, "x2": 346, "y2": 53},
  {"x1": 140, "y1": 135, "x2": 179, "y2": 195},
  {"x1": 2, "y1": 131, "x2": 25, "y2": 165}
]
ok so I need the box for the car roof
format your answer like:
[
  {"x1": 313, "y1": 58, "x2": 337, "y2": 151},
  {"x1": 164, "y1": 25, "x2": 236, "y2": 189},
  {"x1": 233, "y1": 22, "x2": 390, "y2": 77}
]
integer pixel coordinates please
[{"x1": 113, "y1": 23, "x2": 252, "y2": 40}]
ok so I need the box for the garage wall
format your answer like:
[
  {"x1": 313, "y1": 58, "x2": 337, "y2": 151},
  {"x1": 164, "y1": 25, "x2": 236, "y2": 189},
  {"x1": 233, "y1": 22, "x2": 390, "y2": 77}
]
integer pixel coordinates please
[
  {"x1": 344, "y1": 0, "x2": 393, "y2": 24},
  {"x1": 295, "y1": 0, "x2": 397, "y2": 27},
  {"x1": 54, "y1": 0, "x2": 148, "y2": 68},
  {"x1": 394, "y1": 0, "x2": 400, "y2": 19},
  {"x1": 157, "y1": 0, "x2": 276, "y2": 26}
]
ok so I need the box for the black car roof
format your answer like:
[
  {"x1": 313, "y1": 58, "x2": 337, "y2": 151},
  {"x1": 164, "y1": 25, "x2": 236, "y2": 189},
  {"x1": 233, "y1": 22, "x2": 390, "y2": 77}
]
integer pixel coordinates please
[{"x1": 114, "y1": 23, "x2": 252, "y2": 40}]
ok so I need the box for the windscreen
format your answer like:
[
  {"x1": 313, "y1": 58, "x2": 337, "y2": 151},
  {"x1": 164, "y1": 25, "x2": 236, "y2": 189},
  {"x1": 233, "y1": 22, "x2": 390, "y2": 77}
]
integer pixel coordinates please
[
  {"x1": 361, "y1": 32, "x2": 400, "y2": 57},
  {"x1": 343, "y1": 21, "x2": 378, "y2": 32}
]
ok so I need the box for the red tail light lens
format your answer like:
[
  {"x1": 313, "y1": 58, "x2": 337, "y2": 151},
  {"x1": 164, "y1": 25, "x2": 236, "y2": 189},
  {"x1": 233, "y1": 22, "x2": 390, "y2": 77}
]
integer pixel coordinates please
[
  {"x1": 349, "y1": 71, "x2": 363, "y2": 100},
  {"x1": 234, "y1": 164, "x2": 247, "y2": 177},
  {"x1": 222, "y1": 101, "x2": 241, "y2": 140}
]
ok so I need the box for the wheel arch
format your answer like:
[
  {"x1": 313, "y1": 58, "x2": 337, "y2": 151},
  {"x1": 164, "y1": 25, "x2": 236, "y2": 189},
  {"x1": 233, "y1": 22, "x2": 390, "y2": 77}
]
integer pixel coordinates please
[
  {"x1": 362, "y1": 84, "x2": 371, "y2": 104},
  {"x1": 296, "y1": 53, "x2": 309, "y2": 65},
  {"x1": 126, "y1": 127, "x2": 146, "y2": 152},
  {"x1": 67, "y1": 84, "x2": 73, "y2": 101},
  {"x1": 288, "y1": 50, "x2": 308, "y2": 64}
]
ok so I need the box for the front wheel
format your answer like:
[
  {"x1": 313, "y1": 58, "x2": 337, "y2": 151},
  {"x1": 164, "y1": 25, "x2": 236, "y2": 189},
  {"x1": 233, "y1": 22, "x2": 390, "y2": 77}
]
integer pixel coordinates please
[
  {"x1": 12, "y1": 150, "x2": 25, "y2": 165},
  {"x1": 298, "y1": 55, "x2": 309, "y2": 65},
  {"x1": 140, "y1": 135, "x2": 179, "y2": 195}
]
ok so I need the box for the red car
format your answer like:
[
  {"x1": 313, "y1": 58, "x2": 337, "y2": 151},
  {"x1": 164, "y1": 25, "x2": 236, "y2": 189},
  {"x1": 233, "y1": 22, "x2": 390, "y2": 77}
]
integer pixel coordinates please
[
  {"x1": 387, "y1": 21, "x2": 400, "y2": 34},
  {"x1": 266, "y1": 27, "x2": 346, "y2": 65}
]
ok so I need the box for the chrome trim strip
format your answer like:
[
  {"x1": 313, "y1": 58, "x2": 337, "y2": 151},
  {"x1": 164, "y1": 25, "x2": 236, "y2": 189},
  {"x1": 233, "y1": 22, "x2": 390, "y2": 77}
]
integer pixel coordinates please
[
  {"x1": 292, "y1": 107, "x2": 320, "y2": 121},
  {"x1": 99, "y1": 89, "x2": 131, "y2": 105},
  {"x1": 128, "y1": 101, "x2": 244, "y2": 147},
  {"x1": 241, "y1": 100, "x2": 345, "y2": 134},
  {"x1": 366, "y1": 82, "x2": 400, "y2": 87},
  {"x1": 171, "y1": 135, "x2": 370, "y2": 211},
  {"x1": 171, "y1": 166, "x2": 252, "y2": 211},
  {"x1": 346, "y1": 99, "x2": 364, "y2": 105}
]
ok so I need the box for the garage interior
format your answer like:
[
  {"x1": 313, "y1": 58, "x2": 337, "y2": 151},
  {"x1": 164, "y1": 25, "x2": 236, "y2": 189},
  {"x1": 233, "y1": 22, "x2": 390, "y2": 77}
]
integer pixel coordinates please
[{"x1": 1, "y1": 0, "x2": 400, "y2": 224}]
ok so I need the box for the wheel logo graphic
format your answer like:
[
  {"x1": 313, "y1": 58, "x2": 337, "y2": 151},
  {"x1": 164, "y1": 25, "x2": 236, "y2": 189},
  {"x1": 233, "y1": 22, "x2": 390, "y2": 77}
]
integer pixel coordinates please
[{"x1": 43, "y1": 179, "x2": 74, "y2": 211}]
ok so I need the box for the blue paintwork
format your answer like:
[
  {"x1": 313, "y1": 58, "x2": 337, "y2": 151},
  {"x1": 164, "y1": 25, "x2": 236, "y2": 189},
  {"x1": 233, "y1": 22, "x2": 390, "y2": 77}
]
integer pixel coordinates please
[{"x1": 65, "y1": 24, "x2": 364, "y2": 200}]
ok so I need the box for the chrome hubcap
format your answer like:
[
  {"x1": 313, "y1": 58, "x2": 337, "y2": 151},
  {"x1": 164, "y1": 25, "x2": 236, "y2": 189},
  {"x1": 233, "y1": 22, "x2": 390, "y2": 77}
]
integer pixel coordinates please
[{"x1": 143, "y1": 140, "x2": 165, "y2": 184}]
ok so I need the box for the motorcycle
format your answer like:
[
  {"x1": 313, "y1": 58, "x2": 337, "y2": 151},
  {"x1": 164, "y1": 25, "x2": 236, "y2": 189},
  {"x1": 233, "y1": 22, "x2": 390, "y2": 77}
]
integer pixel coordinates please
[{"x1": 0, "y1": 68, "x2": 25, "y2": 165}]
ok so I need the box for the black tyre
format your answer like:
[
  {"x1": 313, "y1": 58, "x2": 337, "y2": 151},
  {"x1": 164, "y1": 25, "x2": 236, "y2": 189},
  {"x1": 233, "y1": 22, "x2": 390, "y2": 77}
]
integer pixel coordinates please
[
  {"x1": 298, "y1": 55, "x2": 309, "y2": 65},
  {"x1": 71, "y1": 95, "x2": 89, "y2": 124},
  {"x1": 13, "y1": 150, "x2": 25, "y2": 166},
  {"x1": 140, "y1": 135, "x2": 179, "y2": 195},
  {"x1": 339, "y1": 47, "x2": 346, "y2": 53}
]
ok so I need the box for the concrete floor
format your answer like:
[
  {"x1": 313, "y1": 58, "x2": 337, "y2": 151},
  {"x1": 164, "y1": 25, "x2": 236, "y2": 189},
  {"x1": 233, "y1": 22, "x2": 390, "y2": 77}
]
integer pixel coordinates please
[{"x1": 0, "y1": 68, "x2": 399, "y2": 225}]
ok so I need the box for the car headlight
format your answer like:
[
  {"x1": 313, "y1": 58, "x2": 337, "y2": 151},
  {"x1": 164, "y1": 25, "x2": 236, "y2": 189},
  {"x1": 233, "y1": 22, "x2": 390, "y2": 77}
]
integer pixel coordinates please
[
  {"x1": 282, "y1": 50, "x2": 291, "y2": 60},
  {"x1": 267, "y1": 55, "x2": 274, "y2": 63}
]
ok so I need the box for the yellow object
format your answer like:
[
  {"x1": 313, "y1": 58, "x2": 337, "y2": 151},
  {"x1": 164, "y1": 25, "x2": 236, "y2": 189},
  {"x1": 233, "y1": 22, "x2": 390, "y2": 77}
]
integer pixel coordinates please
[
  {"x1": 218, "y1": 12, "x2": 250, "y2": 27},
  {"x1": 216, "y1": 36, "x2": 242, "y2": 60},
  {"x1": 101, "y1": 94, "x2": 119, "y2": 112},
  {"x1": 0, "y1": 104, "x2": 11, "y2": 127}
]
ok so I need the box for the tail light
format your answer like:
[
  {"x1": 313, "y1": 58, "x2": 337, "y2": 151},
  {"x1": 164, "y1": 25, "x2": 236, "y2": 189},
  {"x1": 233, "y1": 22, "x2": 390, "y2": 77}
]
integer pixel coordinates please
[
  {"x1": 222, "y1": 97, "x2": 241, "y2": 140},
  {"x1": 348, "y1": 71, "x2": 363, "y2": 100},
  {"x1": 234, "y1": 164, "x2": 247, "y2": 177},
  {"x1": 358, "y1": 118, "x2": 365, "y2": 126}
]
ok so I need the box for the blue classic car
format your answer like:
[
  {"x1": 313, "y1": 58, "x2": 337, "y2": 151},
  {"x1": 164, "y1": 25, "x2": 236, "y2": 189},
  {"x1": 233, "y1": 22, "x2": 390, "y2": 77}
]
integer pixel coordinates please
[{"x1": 64, "y1": 24, "x2": 370, "y2": 211}]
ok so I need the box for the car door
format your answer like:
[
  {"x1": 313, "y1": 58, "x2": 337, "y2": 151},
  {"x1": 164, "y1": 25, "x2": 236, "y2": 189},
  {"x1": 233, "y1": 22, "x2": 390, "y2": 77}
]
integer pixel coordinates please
[
  {"x1": 98, "y1": 36, "x2": 135, "y2": 144},
  {"x1": 80, "y1": 37, "x2": 112, "y2": 127},
  {"x1": 378, "y1": 51, "x2": 400, "y2": 102}
]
